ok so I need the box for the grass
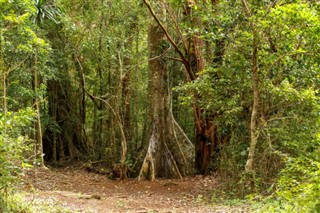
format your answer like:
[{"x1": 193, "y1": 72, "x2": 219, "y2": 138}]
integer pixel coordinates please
[{"x1": 2, "y1": 191, "x2": 93, "y2": 213}]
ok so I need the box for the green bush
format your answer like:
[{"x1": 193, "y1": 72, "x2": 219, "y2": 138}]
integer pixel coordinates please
[
  {"x1": 252, "y1": 132, "x2": 320, "y2": 213},
  {"x1": 274, "y1": 157, "x2": 320, "y2": 212},
  {"x1": 0, "y1": 108, "x2": 35, "y2": 211}
]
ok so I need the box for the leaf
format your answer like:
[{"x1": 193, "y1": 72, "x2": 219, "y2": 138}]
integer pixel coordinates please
[{"x1": 21, "y1": 162, "x2": 33, "y2": 168}]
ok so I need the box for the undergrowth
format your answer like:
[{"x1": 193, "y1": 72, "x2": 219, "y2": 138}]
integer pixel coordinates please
[{"x1": 2, "y1": 192, "x2": 91, "y2": 213}]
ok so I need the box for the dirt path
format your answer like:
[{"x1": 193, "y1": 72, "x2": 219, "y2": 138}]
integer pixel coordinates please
[{"x1": 21, "y1": 167, "x2": 247, "y2": 212}]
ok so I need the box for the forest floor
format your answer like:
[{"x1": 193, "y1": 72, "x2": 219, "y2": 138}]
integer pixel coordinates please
[{"x1": 20, "y1": 167, "x2": 250, "y2": 213}]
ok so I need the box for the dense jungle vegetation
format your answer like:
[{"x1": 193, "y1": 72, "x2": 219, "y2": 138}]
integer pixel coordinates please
[{"x1": 1, "y1": 0, "x2": 319, "y2": 212}]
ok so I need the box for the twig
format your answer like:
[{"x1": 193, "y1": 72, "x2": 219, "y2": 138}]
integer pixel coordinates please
[
  {"x1": 6, "y1": 55, "x2": 30, "y2": 74},
  {"x1": 267, "y1": 51, "x2": 308, "y2": 73},
  {"x1": 122, "y1": 46, "x2": 172, "y2": 79},
  {"x1": 164, "y1": 2, "x2": 188, "y2": 54},
  {"x1": 241, "y1": 0, "x2": 252, "y2": 17},
  {"x1": 267, "y1": 0, "x2": 279, "y2": 12},
  {"x1": 164, "y1": 56, "x2": 183, "y2": 62}
]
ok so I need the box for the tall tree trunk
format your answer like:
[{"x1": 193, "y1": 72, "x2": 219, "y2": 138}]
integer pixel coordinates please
[
  {"x1": 122, "y1": 38, "x2": 132, "y2": 152},
  {"x1": 79, "y1": 59, "x2": 86, "y2": 143},
  {"x1": 46, "y1": 80, "x2": 58, "y2": 164},
  {"x1": 34, "y1": 51, "x2": 44, "y2": 165},
  {"x1": 138, "y1": 1, "x2": 182, "y2": 180},
  {"x1": 186, "y1": 1, "x2": 221, "y2": 175},
  {"x1": 242, "y1": 0, "x2": 260, "y2": 174},
  {"x1": 190, "y1": 34, "x2": 216, "y2": 174},
  {"x1": 245, "y1": 29, "x2": 259, "y2": 173},
  {"x1": 45, "y1": 78, "x2": 86, "y2": 163},
  {"x1": 94, "y1": 4, "x2": 106, "y2": 160},
  {"x1": 117, "y1": 49, "x2": 128, "y2": 180},
  {"x1": 44, "y1": 50, "x2": 89, "y2": 164},
  {"x1": 143, "y1": 0, "x2": 222, "y2": 175},
  {"x1": 0, "y1": 32, "x2": 7, "y2": 143}
]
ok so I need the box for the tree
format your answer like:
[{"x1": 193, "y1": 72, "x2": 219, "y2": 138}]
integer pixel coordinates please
[
  {"x1": 42, "y1": 0, "x2": 91, "y2": 164},
  {"x1": 1, "y1": 0, "x2": 51, "y2": 164},
  {"x1": 241, "y1": 0, "x2": 259, "y2": 174},
  {"x1": 0, "y1": 0, "x2": 48, "y2": 208},
  {"x1": 215, "y1": 0, "x2": 319, "y2": 193},
  {"x1": 138, "y1": 1, "x2": 183, "y2": 180},
  {"x1": 143, "y1": 0, "x2": 231, "y2": 174},
  {"x1": 31, "y1": 0, "x2": 63, "y2": 165}
]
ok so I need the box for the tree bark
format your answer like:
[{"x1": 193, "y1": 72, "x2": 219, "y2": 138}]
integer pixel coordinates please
[
  {"x1": 43, "y1": 49, "x2": 89, "y2": 164},
  {"x1": 0, "y1": 33, "x2": 7, "y2": 143},
  {"x1": 138, "y1": 2, "x2": 183, "y2": 180},
  {"x1": 122, "y1": 49, "x2": 132, "y2": 151},
  {"x1": 245, "y1": 29, "x2": 259, "y2": 173},
  {"x1": 34, "y1": 51, "x2": 44, "y2": 165},
  {"x1": 241, "y1": 0, "x2": 260, "y2": 173},
  {"x1": 190, "y1": 34, "x2": 217, "y2": 174},
  {"x1": 143, "y1": 0, "x2": 225, "y2": 175}
]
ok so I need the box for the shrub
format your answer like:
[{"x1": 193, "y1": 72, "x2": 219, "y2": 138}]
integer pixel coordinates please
[{"x1": 0, "y1": 108, "x2": 35, "y2": 211}]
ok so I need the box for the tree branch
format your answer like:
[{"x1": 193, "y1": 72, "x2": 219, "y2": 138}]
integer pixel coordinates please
[
  {"x1": 7, "y1": 56, "x2": 30, "y2": 74},
  {"x1": 267, "y1": 51, "x2": 307, "y2": 74},
  {"x1": 164, "y1": 56, "x2": 183, "y2": 62},
  {"x1": 122, "y1": 46, "x2": 172, "y2": 79},
  {"x1": 241, "y1": 0, "x2": 252, "y2": 17},
  {"x1": 143, "y1": 0, "x2": 195, "y2": 80},
  {"x1": 164, "y1": 2, "x2": 188, "y2": 54},
  {"x1": 267, "y1": 0, "x2": 279, "y2": 12}
]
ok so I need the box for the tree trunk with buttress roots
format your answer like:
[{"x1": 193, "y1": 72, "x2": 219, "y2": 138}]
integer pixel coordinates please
[
  {"x1": 138, "y1": 2, "x2": 183, "y2": 180},
  {"x1": 143, "y1": 0, "x2": 227, "y2": 175}
]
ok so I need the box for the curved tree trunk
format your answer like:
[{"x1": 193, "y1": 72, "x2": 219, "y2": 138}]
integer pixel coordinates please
[{"x1": 241, "y1": 0, "x2": 260, "y2": 174}]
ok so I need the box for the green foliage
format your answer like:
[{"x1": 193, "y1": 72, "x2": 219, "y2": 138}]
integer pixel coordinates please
[
  {"x1": 3, "y1": 192, "x2": 89, "y2": 213},
  {"x1": 0, "y1": 108, "x2": 35, "y2": 211},
  {"x1": 59, "y1": 0, "x2": 149, "y2": 164},
  {"x1": 32, "y1": 0, "x2": 62, "y2": 25},
  {"x1": 252, "y1": 85, "x2": 320, "y2": 212},
  {"x1": 175, "y1": 0, "x2": 320, "y2": 200},
  {"x1": 1, "y1": 0, "x2": 53, "y2": 110},
  {"x1": 1, "y1": 0, "x2": 50, "y2": 55},
  {"x1": 276, "y1": 158, "x2": 320, "y2": 212},
  {"x1": 2, "y1": 0, "x2": 320, "y2": 210},
  {"x1": 176, "y1": 67, "x2": 243, "y2": 126}
]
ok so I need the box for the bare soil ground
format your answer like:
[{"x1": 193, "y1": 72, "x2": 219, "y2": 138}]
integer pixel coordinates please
[{"x1": 21, "y1": 167, "x2": 249, "y2": 213}]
